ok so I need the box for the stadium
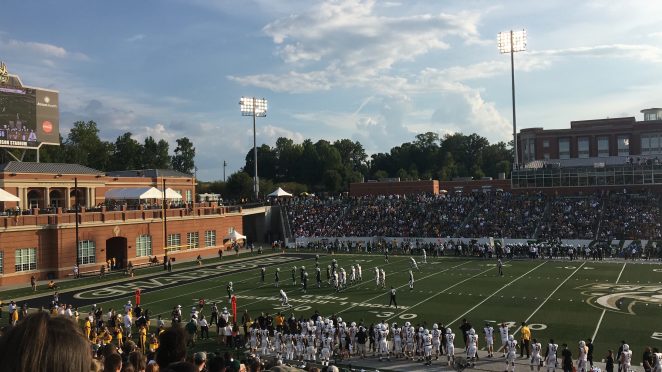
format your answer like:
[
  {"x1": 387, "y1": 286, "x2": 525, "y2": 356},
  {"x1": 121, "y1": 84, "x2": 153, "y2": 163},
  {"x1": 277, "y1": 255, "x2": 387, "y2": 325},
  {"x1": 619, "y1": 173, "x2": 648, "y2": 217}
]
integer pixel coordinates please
[{"x1": 2, "y1": 2, "x2": 662, "y2": 372}]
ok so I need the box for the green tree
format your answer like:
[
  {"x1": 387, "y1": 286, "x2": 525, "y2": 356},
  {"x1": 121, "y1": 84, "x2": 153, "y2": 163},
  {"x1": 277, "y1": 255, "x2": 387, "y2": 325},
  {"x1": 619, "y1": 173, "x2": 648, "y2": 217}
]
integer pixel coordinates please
[
  {"x1": 225, "y1": 171, "x2": 253, "y2": 200},
  {"x1": 64, "y1": 121, "x2": 113, "y2": 170},
  {"x1": 171, "y1": 137, "x2": 195, "y2": 174},
  {"x1": 142, "y1": 136, "x2": 170, "y2": 169},
  {"x1": 110, "y1": 132, "x2": 143, "y2": 171}
]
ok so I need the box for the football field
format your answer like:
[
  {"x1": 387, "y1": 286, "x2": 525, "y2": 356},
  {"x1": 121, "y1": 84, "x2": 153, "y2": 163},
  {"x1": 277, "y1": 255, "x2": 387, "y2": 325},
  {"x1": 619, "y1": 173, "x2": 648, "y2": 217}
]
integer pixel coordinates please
[{"x1": 50, "y1": 253, "x2": 661, "y2": 364}]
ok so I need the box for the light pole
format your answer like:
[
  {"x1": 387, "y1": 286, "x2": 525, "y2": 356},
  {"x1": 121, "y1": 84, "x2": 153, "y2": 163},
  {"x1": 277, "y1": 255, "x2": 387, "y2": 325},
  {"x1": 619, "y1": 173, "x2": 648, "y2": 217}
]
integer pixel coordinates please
[
  {"x1": 223, "y1": 160, "x2": 227, "y2": 182},
  {"x1": 498, "y1": 29, "x2": 527, "y2": 168},
  {"x1": 239, "y1": 97, "x2": 268, "y2": 201}
]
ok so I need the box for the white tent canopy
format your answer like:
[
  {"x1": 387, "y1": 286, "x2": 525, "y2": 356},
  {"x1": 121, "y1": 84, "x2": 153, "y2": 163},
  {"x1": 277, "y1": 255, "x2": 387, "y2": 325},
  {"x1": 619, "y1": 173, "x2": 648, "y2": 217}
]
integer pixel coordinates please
[
  {"x1": 163, "y1": 188, "x2": 182, "y2": 200},
  {"x1": 224, "y1": 230, "x2": 246, "y2": 241},
  {"x1": 0, "y1": 188, "x2": 20, "y2": 202},
  {"x1": 105, "y1": 187, "x2": 163, "y2": 200},
  {"x1": 267, "y1": 187, "x2": 292, "y2": 197}
]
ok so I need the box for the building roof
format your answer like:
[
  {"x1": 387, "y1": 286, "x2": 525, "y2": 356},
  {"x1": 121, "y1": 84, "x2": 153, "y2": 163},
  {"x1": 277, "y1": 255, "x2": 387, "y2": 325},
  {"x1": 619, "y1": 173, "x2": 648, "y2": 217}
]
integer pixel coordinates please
[
  {"x1": 105, "y1": 169, "x2": 193, "y2": 178},
  {"x1": 0, "y1": 162, "x2": 102, "y2": 175}
]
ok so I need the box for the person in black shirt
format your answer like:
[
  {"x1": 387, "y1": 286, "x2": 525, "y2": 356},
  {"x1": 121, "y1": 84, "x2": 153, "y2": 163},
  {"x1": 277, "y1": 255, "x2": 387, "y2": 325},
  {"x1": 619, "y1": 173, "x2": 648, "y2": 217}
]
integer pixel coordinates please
[
  {"x1": 643, "y1": 346, "x2": 653, "y2": 372},
  {"x1": 459, "y1": 318, "x2": 472, "y2": 347},
  {"x1": 605, "y1": 349, "x2": 614, "y2": 372},
  {"x1": 388, "y1": 287, "x2": 397, "y2": 309},
  {"x1": 587, "y1": 338, "x2": 594, "y2": 367},
  {"x1": 561, "y1": 344, "x2": 573, "y2": 372},
  {"x1": 357, "y1": 326, "x2": 367, "y2": 358}
]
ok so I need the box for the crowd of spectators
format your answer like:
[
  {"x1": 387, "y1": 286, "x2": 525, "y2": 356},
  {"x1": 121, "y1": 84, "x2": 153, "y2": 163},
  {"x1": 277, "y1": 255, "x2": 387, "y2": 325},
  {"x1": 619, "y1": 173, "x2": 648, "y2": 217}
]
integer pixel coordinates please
[
  {"x1": 460, "y1": 193, "x2": 546, "y2": 239},
  {"x1": 288, "y1": 192, "x2": 662, "y2": 241},
  {"x1": 538, "y1": 197, "x2": 602, "y2": 240},
  {"x1": 598, "y1": 193, "x2": 662, "y2": 241}
]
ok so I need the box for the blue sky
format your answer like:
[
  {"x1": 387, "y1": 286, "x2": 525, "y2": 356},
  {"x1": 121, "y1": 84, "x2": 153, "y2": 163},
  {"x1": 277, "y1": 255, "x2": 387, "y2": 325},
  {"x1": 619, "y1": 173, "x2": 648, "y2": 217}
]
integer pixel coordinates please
[{"x1": 1, "y1": 0, "x2": 661, "y2": 181}]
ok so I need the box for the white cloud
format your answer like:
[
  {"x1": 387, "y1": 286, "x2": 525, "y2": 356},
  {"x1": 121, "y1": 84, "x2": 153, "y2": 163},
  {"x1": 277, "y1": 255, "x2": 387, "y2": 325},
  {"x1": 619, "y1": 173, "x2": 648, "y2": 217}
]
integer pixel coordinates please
[
  {"x1": 126, "y1": 34, "x2": 146, "y2": 42},
  {"x1": 0, "y1": 36, "x2": 89, "y2": 61},
  {"x1": 531, "y1": 44, "x2": 662, "y2": 64}
]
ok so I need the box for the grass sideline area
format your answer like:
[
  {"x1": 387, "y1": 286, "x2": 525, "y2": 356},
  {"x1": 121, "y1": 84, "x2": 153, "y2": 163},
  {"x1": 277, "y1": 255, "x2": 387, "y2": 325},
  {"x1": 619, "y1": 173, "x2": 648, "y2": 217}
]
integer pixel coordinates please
[{"x1": 2, "y1": 252, "x2": 661, "y2": 366}]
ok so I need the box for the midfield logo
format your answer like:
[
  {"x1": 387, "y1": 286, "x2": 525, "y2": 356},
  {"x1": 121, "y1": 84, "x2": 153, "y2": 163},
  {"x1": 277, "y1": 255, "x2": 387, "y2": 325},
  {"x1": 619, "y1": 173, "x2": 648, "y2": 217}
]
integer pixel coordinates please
[{"x1": 578, "y1": 283, "x2": 662, "y2": 315}]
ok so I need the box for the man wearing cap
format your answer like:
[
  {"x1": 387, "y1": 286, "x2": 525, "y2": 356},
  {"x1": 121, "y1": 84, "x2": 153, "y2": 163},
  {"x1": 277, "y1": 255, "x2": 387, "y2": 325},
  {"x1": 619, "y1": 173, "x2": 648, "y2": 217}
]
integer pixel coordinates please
[{"x1": 194, "y1": 352, "x2": 206, "y2": 371}]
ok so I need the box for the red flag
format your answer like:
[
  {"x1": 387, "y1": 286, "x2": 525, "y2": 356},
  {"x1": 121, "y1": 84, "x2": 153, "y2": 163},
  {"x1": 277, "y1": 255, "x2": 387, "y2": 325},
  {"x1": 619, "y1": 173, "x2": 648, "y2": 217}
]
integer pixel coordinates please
[
  {"x1": 135, "y1": 288, "x2": 141, "y2": 305},
  {"x1": 231, "y1": 295, "x2": 237, "y2": 321}
]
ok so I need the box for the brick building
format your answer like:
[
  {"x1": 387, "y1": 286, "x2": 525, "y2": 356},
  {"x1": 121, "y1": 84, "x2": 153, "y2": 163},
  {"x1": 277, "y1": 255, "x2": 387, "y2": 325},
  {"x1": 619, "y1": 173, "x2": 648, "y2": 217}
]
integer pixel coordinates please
[
  {"x1": 0, "y1": 162, "x2": 245, "y2": 286},
  {"x1": 514, "y1": 108, "x2": 662, "y2": 193}
]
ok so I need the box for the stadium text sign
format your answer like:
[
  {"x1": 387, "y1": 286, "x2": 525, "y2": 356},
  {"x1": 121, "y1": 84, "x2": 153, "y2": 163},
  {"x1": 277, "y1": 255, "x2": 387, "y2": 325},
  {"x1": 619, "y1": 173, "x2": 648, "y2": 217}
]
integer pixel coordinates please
[
  {"x1": 579, "y1": 283, "x2": 662, "y2": 315},
  {"x1": 73, "y1": 256, "x2": 301, "y2": 300}
]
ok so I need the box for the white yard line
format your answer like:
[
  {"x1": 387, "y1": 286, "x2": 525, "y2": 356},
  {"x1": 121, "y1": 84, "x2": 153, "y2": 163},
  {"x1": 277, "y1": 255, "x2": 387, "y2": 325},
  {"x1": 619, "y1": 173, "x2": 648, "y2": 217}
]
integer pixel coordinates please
[
  {"x1": 384, "y1": 262, "x2": 498, "y2": 321},
  {"x1": 342, "y1": 260, "x2": 473, "y2": 316},
  {"x1": 591, "y1": 262, "x2": 627, "y2": 341},
  {"x1": 447, "y1": 261, "x2": 548, "y2": 325},
  {"x1": 508, "y1": 261, "x2": 586, "y2": 340}
]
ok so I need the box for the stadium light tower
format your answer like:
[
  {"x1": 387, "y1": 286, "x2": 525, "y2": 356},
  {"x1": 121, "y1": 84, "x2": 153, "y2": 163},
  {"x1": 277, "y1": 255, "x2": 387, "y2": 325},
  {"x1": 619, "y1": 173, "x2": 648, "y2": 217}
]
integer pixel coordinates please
[
  {"x1": 239, "y1": 97, "x2": 268, "y2": 201},
  {"x1": 498, "y1": 29, "x2": 527, "y2": 168}
]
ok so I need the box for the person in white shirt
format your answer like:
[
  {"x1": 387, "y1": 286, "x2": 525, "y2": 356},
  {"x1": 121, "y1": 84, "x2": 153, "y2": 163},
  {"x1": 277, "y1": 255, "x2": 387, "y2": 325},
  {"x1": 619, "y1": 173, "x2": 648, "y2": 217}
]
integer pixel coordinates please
[
  {"x1": 531, "y1": 338, "x2": 543, "y2": 371},
  {"x1": 651, "y1": 348, "x2": 661, "y2": 372},
  {"x1": 506, "y1": 335, "x2": 518, "y2": 372},
  {"x1": 466, "y1": 328, "x2": 478, "y2": 367},
  {"x1": 432, "y1": 324, "x2": 442, "y2": 360},
  {"x1": 620, "y1": 344, "x2": 632, "y2": 372},
  {"x1": 410, "y1": 257, "x2": 419, "y2": 271},
  {"x1": 408, "y1": 270, "x2": 415, "y2": 290},
  {"x1": 499, "y1": 322, "x2": 509, "y2": 357},
  {"x1": 577, "y1": 340, "x2": 588, "y2": 372},
  {"x1": 199, "y1": 314, "x2": 209, "y2": 339},
  {"x1": 545, "y1": 339, "x2": 559, "y2": 372},
  {"x1": 446, "y1": 327, "x2": 456, "y2": 367},
  {"x1": 422, "y1": 248, "x2": 427, "y2": 264},
  {"x1": 484, "y1": 323, "x2": 495, "y2": 357}
]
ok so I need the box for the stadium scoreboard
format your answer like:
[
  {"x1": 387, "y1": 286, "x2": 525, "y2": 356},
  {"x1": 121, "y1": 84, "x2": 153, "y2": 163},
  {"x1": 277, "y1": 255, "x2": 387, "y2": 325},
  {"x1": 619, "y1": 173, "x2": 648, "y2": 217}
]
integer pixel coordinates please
[{"x1": 0, "y1": 62, "x2": 60, "y2": 148}]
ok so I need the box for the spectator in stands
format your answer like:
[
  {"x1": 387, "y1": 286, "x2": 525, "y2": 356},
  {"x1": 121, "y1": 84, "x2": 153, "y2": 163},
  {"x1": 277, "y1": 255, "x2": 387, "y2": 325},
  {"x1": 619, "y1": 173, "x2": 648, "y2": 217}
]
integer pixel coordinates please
[
  {"x1": 104, "y1": 353, "x2": 122, "y2": 372},
  {"x1": 156, "y1": 326, "x2": 188, "y2": 369},
  {"x1": 0, "y1": 312, "x2": 92, "y2": 372}
]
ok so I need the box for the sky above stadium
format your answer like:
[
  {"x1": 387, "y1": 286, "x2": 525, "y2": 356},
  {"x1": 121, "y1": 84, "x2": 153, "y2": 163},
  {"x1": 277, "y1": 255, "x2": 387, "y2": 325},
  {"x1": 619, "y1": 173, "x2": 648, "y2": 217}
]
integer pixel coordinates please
[{"x1": 1, "y1": 0, "x2": 661, "y2": 180}]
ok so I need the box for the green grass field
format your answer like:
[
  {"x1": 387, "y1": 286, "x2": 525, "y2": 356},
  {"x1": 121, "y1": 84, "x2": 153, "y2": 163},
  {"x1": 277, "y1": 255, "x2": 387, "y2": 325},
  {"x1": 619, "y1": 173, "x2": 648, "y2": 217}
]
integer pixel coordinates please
[{"x1": 7, "y1": 253, "x2": 661, "y2": 364}]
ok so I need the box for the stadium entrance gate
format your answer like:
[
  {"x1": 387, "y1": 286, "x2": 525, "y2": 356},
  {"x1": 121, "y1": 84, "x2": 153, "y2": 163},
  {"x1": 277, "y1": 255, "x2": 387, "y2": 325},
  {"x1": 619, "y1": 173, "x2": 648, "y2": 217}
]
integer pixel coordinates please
[{"x1": 106, "y1": 237, "x2": 127, "y2": 269}]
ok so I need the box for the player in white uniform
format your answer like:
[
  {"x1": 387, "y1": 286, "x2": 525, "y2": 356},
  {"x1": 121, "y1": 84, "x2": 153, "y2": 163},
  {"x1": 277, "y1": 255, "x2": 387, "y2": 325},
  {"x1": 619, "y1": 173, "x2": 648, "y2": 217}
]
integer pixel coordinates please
[
  {"x1": 273, "y1": 330, "x2": 282, "y2": 360},
  {"x1": 333, "y1": 271, "x2": 339, "y2": 291},
  {"x1": 531, "y1": 338, "x2": 543, "y2": 371},
  {"x1": 380, "y1": 269, "x2": 386, "y2": 289},
  {"x1": 577, "y1": 340, "x2": 588, "y2": 372},
  {"x1": 422, "y1": 248, "x2": 427, "y2": 263},
  {"x1": 410, "y1": 257, "x2": 419, "y2": 271},
  {"x1": 405, "y1": 323, "x2": 415, "y2": 360},
  {"x1": 432, "y1": 324, "x2": 442, "y2": 360},
  {"x1": 423, "y1": 329, "x2": 433, "y2": 366},
  {"x1": 260, "y1": 329, "x2": 270, "y2": 357},
  {"x1": 545, "y1": 340, "x2": 559, "y2": 372},
  {"x1": 499, "y1": 322, "x2": 509, "y2": 357},
  {"x1": 484, "y1": 323, "x2": 494, "y2": 357},
  {"x1": 652, "y1": 349, "x2": 661, "y2": 372},
  {"x1": 280, "y1": 289, "x2": 292, "y2": 308},
  {"x1": 320, "y1": 333, "x2": 332, "y2": 366},
  {"x1": 506, "y1": 335, "x2": 518, "y2": 372},
  {"x1": 466, "y1": 328, "x2": 478, "y2": 367},
  {"x1": 378, "y1": 323, "x2": 390, "y2": 361},
  {"x1": 620, "y1": 344, "x2": 632, "y2": 372},
  {"x1": 249, "y1": 328, "x2": 259, "y2": 353},
  {"x1": 392, "y1": 324, "x2": 403, "y2": 359},
  {"x1": 446, "y1": 327, "x2": 456, "y2": 367},
  {"x1": 375, "y1": 267, "x2": 380, "y2": 287},
  {"x1": 408, "y1": 270, "x2": 414, "y2": 290},
  {"x1": 356, "y1": 263, "x2": 362, "y2": 281},
  {"x1": 350, "y1": 265, "x2": 356, "y2": 284},
  {"x1": 305, "y1": 332, "x2": 317, "y2": 361}
]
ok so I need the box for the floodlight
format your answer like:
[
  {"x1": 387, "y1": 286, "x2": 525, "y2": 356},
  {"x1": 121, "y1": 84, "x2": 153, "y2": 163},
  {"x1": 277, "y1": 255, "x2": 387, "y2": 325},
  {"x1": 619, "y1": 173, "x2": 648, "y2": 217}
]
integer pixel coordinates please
[
  {"x1": 240, "y1": 97, "x2": 268, "y2": 117},
  {"x1": 497, "y1": 30, "x2": 527, "y2": 54},
  {"x1": 239, "y1": 97, "x2": 269, "y2": 200}
]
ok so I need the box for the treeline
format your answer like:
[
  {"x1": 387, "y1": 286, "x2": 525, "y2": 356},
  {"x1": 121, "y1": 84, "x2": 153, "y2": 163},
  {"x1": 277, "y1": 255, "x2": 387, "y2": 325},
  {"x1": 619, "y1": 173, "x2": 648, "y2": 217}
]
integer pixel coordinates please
[
  {"x1": 199, "y1": 132, "x2": 512, "y2": 199},
  {"x1": 0, "y1": 121, "x2": 196, "y2": 174}
]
